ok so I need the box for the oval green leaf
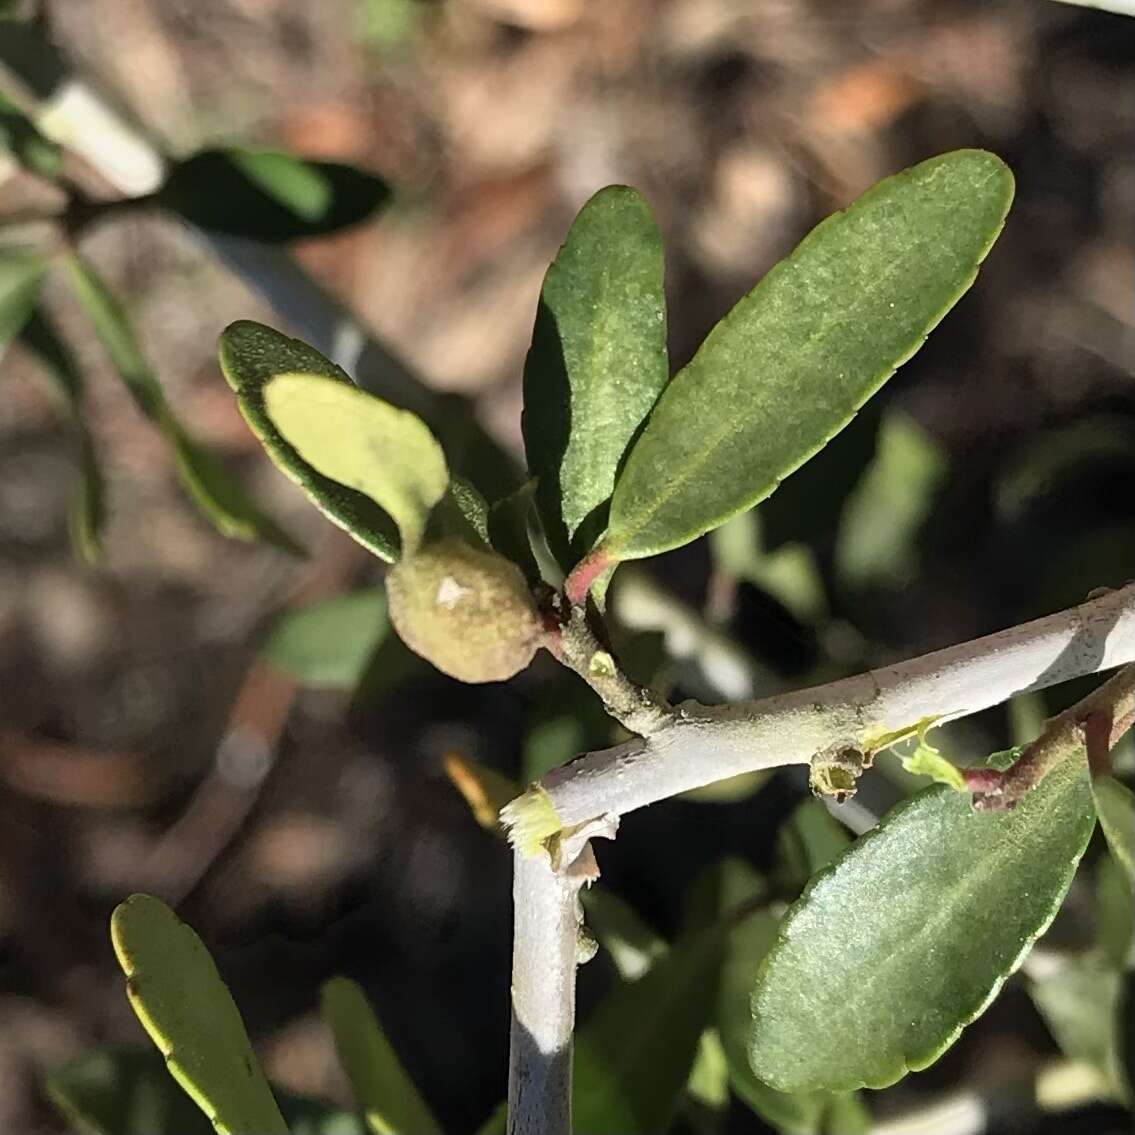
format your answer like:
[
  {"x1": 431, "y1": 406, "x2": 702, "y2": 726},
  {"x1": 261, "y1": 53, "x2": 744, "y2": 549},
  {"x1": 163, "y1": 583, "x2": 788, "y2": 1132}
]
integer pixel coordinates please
[
  {"x1": 749, "y1": 748, "x2": 1095, "y2": 1093},
  {"x1": 219, "y1": 320, "x2": 401, "y2": 560},
  {"x1": 263, "y1": 589, "x2": 388, "y2": 688},
  {"x1": 601, "y1": 150, "x2": 1014, "y2": 565},
  {"x1": 320, "y1": 976, "x2": 441, "y2": 1135},
  {"x1": 263, "y1": 371, "x2": 448, "y2": 554},
  {"x1": 522, "y1": 185, "x2": 669, "y2": 569},
  {"x1": 110, "y1": 894, "x2": 288, "y2": 1135},
  {"x1": 160, "y1": 147, "x2": 390, "y2": 243},
  {"x1": 63, "y1": 257, "x2": 300, "y2": 552}
]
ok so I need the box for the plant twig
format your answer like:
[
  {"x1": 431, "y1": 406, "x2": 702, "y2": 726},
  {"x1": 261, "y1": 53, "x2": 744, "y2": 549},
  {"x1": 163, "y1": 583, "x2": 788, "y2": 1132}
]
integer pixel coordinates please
[
  {"x1": 551, "y1": 602, "x2": 669, "y2": 736},
  {"x1": 508, "y1": 837, "x2": 602, "y2": 1135},
  {"x1": 963, "y1": 660, "x2": 1135, "y2": 810},
  {"x1": 506, "y1": 582, "x2": 1135, "y2": 843}
]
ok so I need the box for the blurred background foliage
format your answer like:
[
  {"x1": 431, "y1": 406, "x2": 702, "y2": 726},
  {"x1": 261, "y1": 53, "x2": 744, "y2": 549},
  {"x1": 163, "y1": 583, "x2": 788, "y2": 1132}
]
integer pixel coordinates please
[{"x1": 0, "y1": 1, "x2": 1133, "y2": 1132}]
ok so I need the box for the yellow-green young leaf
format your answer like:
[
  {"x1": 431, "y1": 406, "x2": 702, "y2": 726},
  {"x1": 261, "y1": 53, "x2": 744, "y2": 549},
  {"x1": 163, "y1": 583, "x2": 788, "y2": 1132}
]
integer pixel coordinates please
[
  {"x1": 63, "y1": 256, "x2": 300, "y2": 552},
  {"x1": 1096, "y1": 852, "x2": 1134, "y2": 969},
  {"x1": 1093, "y1": 776, "x2": 1135, "y2": 888},
  {"x1": 263, "y1": 589, "x2": 387, "y2": 688},
  {"x1": 109, "y1": 894, "x2": 288, "y2": 1135},
  {"x1": 264, "y1": 372, "x2": 447, "y2": 555},
  {"x1": 20, "y1": 309, "x2": 106, "y2": 563},
  {"x1": 0, "y1": 247, "x2": 46, "y2": 353},
  {"x1": 320, "y1": 977, "x2": 441, "y2": 1135},
  {"x1": 522, "y1": 185, "x2": 669, "y2": 569},
  {"x1": 218, "y1": 321, "x2": 400, "y2": 560},
  {"x1": 749, "y1": 748, "x2": 1095, "y2": 1093},
  {"x1": 599, "y1": 150, "x2": 1014, "y2": 567}
]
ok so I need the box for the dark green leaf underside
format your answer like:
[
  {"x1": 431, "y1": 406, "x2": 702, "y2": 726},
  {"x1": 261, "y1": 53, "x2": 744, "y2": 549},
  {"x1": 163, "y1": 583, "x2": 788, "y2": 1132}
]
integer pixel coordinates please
[
  {"x1": 750, "y1": 748, "x2": 1095, "y2": 1093},
  {"x1": 523, "y1": 185, "x2": 668, "y2": 569},
  {"x1": 605, "y1": 150, "x2": 1014, "y2": 562},
  {"x1": 161, "y1": 148, "x2": 390, "y2": 243},
  {"x1": 218, "y1": 320, "x2": 400, "y2": 560}
]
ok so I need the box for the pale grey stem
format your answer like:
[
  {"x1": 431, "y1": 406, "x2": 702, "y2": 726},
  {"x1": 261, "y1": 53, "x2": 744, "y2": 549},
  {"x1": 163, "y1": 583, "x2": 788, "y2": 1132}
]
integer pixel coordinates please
[
  {"x1": 507, "y1": 852, "x2": 584, "y2": 1135},
  {"x1": 532, "y1": 582, "x2": 1135, "y2": 831}
]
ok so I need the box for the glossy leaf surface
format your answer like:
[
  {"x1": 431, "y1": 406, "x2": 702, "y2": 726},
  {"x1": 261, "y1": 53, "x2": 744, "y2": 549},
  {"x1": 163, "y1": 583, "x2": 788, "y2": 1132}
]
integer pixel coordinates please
[
  {"x1": 522, "y1": 185, "x2": 668, "y2": 567},
  {"x1": 601, "y1": 150, "x2": 1013, "y2": 565},
  {"x1": 321, "y1": 977, "x2": 441, "y2": 1135},
  {"x1": 750, "y1": 748, "x2": 1095, "y2": 1092},
  {"x1": 110, "y1": 894, "x2": 288, "y2": 1135}
]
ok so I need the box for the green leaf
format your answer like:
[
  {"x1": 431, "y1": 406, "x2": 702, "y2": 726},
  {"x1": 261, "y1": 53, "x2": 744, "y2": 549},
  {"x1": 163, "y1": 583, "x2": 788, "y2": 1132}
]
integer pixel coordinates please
[
  {"x1": 263, "y1": 372, "x2": 447, "y2": 555},
  {"x1": 20, "y1": 309, "x2": 106, "y2": 562},
  {"x1": 263, "y1": 589, "x2": 388, "y2": 688},
  {"x1": 523, "y1": 185, "x2": 668, "y2": 568},
  {"x1": 320, "y1": 976, "x2": 441, "y2": 1135},
  {"x1": 835, "y1": 411, "x2": 947, "y2": 592},
  {"x1": 0, "y1": 247, "x2": 45, "y2": 354},
  {"x1": 63, "y1": 255, "x2": 300, "y2": 552},
  {"x1": 711, "y1": 861, "x2": 831, "y2": 1135},
  {"x1": 775, "y1": 800, "x2": 852, "y2": 893},
  {"x1": 899, "y1": 732, "x2": 966, "y2": 790},
  {"x1": 1120, "y1": 969, "x2": 1135, "y2": 1099},
  {"x1": 218, "y1": 320, "x2": 400, "y2": 560},
  {"x1": 45, "y1": 1048, "x2": 213, "y2": 1135},
  {"x1": 110, "y1": 894, "x2": 289, "y2": 1135},
  {"x1": 573, "y1": 923, "x2": 724, "y2": 1133},
  {"x1": 1096, "y1": 851, "x2": 1134, "y2": 969},
  {"x1": 160, "y1": 147, "x2": 390, "y2": 243},
  {"x1": 45, "y1": 1049, "x2": 364, "y2": 1135},
  {"x1": 750, "y1": 747, "x2": 1096, "y2": 1093},
  {"x1": 1029, "y1": 958, "x2": 1123, "y2": 1089},
  {"x1": 0, "y1": 94, "x2": 64, "y2": 178},
  {"x1": 1093, "y1": 776, "x2": 1135, "y2": 888},
  {"x1": 710, "y1": 510, "x2": 826, "y2": 623},
  {"x1": 600, "y1": 150, "x2": 1013, "y2": 566},
  {"x1": 580, "y1": 886, "x2": 668, "y2": 982},
  {"x1": 686, "y1": 1030, "x2": 730, "y2": 1110},
  {"x1": 488, "y1": 481, "x2": 541, "y2": 582}
]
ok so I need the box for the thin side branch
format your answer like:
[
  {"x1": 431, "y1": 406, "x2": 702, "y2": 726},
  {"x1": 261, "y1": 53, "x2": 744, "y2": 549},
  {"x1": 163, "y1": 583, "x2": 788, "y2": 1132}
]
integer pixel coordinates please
[
  {"x1": 509, "y1": 582, "x2": 1135, "y2": 839},
  {"x1": 964, "y1": 660, "x2": 1135, "y2": 809}
]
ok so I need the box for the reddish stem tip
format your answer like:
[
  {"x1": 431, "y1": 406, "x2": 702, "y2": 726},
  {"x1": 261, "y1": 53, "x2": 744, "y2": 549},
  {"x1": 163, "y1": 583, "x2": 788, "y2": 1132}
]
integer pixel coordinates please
[{"x1": 564, "y1": 548, "x2": 611, "y2": 608}]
